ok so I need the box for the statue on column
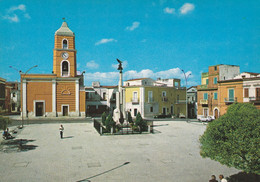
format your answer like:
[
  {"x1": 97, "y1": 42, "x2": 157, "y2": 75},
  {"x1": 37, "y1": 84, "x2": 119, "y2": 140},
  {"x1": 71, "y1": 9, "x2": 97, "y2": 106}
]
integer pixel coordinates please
[{"x1": 113, "y1": 59, "x2": 126, "y2": 125}]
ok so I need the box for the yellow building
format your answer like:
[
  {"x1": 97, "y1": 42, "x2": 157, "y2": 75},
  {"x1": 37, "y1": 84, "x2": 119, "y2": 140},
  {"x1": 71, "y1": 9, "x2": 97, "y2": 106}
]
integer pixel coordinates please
[
  {"x1": 124, "y1": 78, "x2": 186, "y2": 118},
  {"x1": 21, "y1": 20, "x2": 85, "y2": 118}
]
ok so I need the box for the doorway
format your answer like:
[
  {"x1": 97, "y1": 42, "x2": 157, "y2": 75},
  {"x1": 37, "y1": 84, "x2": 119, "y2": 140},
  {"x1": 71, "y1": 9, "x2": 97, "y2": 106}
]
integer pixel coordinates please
[
  {"x1": 36, "y1": 102, "x2": 44, "y2": 116},
  {"x1": 62, "y1": 105, "x2": 69, "y2": 116},
  {"x1": 162, "y1": 107, "x2": 166, "y2": 115},
  {"x1": 214, "y1": 108, "x2": 219, "y2": 119},
  {"x1": 203, "y1": 108, "x2": 208, "y2": 117}
]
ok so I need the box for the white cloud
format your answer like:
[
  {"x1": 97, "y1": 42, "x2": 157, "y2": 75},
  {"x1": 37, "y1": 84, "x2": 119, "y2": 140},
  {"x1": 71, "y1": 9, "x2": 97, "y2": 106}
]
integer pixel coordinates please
[
  {"x1": 8, "y1": 4, "x2": 26, "y2": 13},
  {"x1": 24, "y1": 13, "x2": 31, "y2": 19},
  {"x1": 95, "y1": 38, "x2": 117, "y2": 46},
  {"x1": 179, "y1": 3, "x2": 195, "y2": 15},
  {"x1": 3, "y1": 14, "x2": 19, "y2": 22},
  {"x1": 112, "y1": 61, "x2": 128, "y2": 70},
  {"x1": 84, "y1": 67, "x2": 194, "y2": 86},
  {"x1": 86, "y1": 60, "x2": 99, "y2": 69},
  {"x1": 3, "y1": 4, "x2": 30, "y2": 23},
  {"x1": 164, "y1": 7, "x2": 175, "y2": 14},
  {"x1": 126, "y1": 21, "x2": 140, "y2": 31}
]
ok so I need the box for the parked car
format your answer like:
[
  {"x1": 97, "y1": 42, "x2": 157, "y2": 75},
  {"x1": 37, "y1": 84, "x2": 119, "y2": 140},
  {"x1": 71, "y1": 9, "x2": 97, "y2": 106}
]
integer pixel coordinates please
[
  {"x1": 179, "y1": 113, "x2": 186, "y2": 118},
  {"x1": 198, "y1": 116, "x2": 215, "y2": 122},
  {"x1": 154, "y1": 114, "x2": 172, "y2": 118}
]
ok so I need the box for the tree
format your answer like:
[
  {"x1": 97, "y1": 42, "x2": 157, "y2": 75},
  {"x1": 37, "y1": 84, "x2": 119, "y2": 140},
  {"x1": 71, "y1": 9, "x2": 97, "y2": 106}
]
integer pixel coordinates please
[
  {"x1": 0, "y1": 115, "x2": 10, "y2": 130},
  {"x1": 105, "y1": 114, "x2": 115, "y2": 132},
  {"x1": 101, "y1": 112, "x2": 107, "y2": 126},
  {"x1": 127, "y1": 111, "x2": 133, "y2": 123},
  {"x1": 200, "y1": 103, "x2": 260, "y2": 175},
  {"x1": 135, "y1": 112, "x2": 147, "y2": 132}
]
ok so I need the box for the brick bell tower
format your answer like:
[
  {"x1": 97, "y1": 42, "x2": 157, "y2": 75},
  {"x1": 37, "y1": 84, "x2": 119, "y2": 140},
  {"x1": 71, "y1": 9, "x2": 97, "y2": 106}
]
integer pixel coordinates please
[{"x1": 53, "y1": 19, "x2": 77, "y2": 77}]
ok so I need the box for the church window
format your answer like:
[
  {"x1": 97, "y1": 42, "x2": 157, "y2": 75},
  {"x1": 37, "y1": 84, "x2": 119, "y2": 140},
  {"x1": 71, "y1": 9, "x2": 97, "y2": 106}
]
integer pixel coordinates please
[
  {"x1": 62, "y1": 61, "x2": 69, "y2": 76},
  {"x1": 63, "y1": 39, "x2": 68, "y2": 49}
]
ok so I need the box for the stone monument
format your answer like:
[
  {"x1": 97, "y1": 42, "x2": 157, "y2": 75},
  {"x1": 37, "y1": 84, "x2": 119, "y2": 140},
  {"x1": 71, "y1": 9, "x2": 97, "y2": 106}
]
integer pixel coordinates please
[{"x1": 113, "y1": 59, "x2": 126, "y2": 125}]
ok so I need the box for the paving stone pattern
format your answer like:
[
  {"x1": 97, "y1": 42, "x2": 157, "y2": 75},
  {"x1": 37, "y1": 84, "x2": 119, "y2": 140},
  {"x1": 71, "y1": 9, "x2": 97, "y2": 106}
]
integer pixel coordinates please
[{"x1": 0, "y1": 121, "x2": 239, "y2": 182}]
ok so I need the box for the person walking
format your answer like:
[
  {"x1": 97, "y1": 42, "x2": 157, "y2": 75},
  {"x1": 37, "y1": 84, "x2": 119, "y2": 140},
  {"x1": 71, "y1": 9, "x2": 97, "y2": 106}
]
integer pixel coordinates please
[
  {"x1": 209, "y1": 175, "x2": 218, "y2": 182},
  {"x1": 219, "y1": 174, "x2": 228, "y2": 182},
  {"x1": 59, "y1": 125, "x2": 64, "y2": 139}
]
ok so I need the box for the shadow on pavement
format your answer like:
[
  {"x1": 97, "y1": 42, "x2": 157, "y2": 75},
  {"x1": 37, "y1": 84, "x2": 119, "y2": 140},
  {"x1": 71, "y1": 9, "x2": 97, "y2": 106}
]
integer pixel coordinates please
[
  {"x1": 227, "y1": 172, "x2": 260, "y2": 182},
  {"x1": 76, "y1": 162, "x2": 130, "y2": 182},
  {"x1": 152, "y1": 124, "x2": 169, "y2": 127},
  {"x1": 62, "y1": 136, "x2": 74, "y2": 139},
  {"x1": 0, "y1": 139, "x2": 38, "y2": 153}
]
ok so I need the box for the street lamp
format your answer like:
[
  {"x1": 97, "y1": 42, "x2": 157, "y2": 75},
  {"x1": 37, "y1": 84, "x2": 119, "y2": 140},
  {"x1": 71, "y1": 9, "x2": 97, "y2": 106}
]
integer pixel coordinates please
[
  {"x1": 10, "y1": 65, "x2": 38, "y2": 128},
  {"x1": 181, "y1": 69, "x2": 191, "y2": 122}
]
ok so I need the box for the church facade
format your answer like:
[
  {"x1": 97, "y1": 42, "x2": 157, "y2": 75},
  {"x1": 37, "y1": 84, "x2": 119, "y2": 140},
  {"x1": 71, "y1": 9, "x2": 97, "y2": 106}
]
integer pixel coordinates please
[{"x1": 21, "y1": 21, "x2": 86, "y2": 118}]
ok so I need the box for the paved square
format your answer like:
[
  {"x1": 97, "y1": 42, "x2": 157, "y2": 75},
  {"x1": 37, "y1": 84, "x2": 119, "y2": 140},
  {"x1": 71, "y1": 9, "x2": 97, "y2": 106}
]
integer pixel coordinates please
[{"x1": 0, "y1": 121, "x2": 239, "y2": 182}]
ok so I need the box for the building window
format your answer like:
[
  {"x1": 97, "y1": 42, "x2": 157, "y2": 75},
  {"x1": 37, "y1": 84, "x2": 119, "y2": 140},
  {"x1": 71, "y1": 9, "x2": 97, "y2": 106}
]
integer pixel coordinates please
[
  {"x1": 112, "y1": 93, "x2": 116, "y2": 99},
  {"x1": 148, "y1": 91, "x2": 153, "y2": 102},
  {"x1": 133, "y1": 92, "x2": 138, "y2": 102},
  {"x1": 256, "y1": 88, "x2": 260, "y2": 98},
  {"x1": 103, "y1": 92, "x2": 106, "y2": 100},
  {"x1": 214, "y1": 77, "x2": 218, "y2": 84},
  {"x1": 162, "y1": 91, "x2": 166, "y2": 97},
  {"x1": 13, "y1": 93, "x2": 15, "y2": 97},
  {"x1": 134, "y1": 108, "x2": 138, "y2": 116},
  {"x1": 206, "y1": 79, "x2": 209, "y2": 85},
  {"x1": 244, "y1": 88, "x2": 249, "y2": 98},
  {"x1": 214, "y1": 92, "x2": 218, "y2": 100},
  {"x1": 63, "y1": 39, "x2": 68, "y2": 49},
  {"x1": 214, "y1": 66, "x2": 217, "y2": 71},
  {"x1": 204, "y1": 93, "x2": 208, "y2": 100},
  {"x1": 228, "y1": 88, "x2": 234, "y2": 101},
  {"x1": 150, "y1": 107, "x2": 153, "y2": 112}
]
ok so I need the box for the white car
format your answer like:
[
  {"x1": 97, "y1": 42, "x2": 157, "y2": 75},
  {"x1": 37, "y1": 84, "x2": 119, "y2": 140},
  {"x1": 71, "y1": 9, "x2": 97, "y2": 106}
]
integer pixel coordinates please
[{"x1": 198, "y1": 116, "x2": 215, "y2": 122}]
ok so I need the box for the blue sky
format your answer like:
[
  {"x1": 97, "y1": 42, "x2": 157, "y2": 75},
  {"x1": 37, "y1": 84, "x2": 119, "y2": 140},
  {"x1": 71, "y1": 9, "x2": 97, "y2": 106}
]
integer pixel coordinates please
[{"x1": 0, "y1": 0, "x2": 259, "y2": 86}]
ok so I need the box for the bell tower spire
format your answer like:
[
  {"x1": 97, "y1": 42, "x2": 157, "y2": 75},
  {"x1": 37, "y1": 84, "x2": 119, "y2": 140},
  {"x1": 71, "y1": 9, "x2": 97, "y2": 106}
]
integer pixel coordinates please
[{"x1": 53, "y1": 19, "x2": 77, "y2": 77}]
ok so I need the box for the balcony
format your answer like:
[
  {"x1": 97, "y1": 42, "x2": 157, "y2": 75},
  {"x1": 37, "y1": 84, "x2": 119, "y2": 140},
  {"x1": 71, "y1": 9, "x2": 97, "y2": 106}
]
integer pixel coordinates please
[
  {"x1": 200, "y1": 99, "x2": 208, "y2": 105},
  {"x1": 224, "y1": 97, "x2": 237, "y2": 104},
  {"x1": 198, "y1": 85, "x2": 208, "y2": 89},
  {"x1": 131, "y1": 98, "x2": 139, "y2": 104},
  {"x1": 110, "y1": 98, "x2": 116, "y2": 103},
  {"x1": 249, "y1": 97, "x2": 260, "y2": 104},
  {"x1": 162, "y1": 96, "x2": 168, "y2": 102},
  {"x1": 175, "y1": 100, "x2": 186, "y2": 104},
  {"x1": 62, "y1": 71, "x2": 69, "y2": 76}
]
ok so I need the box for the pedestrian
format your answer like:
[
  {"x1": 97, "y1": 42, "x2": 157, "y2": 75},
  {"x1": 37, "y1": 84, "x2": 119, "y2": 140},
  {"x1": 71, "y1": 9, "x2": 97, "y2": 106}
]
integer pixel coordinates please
[
  {"x1": 219, "y1": 174, "x2": 228, "y2": 182},
  {"x1": 209, "y1": 175, "x2": 218, "y2": 182},
  {"x1": 59, "y1": 125, "x2": 64, "y2": 139}
]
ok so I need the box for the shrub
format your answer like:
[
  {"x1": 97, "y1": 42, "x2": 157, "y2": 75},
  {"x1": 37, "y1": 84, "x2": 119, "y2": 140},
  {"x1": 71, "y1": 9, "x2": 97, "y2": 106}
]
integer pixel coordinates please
[
  {"x1": 135, "y1": 112, "x2": 147, "y2": 132},
  {"x1": 101, "y1": 112, "x2": 107, "y2": 125},
  {"x1": 127, "y1": 111, "x2": 133, "y2": 123},
  {"x1": 105, "y1": 114, "x2": 115, "y2": 132},
  {"x1": 0, "y1": 115, "x2": 10, "y2": 130},
  {"x1": 200, "y1": 103, "x2": 260, "y2": 175}
]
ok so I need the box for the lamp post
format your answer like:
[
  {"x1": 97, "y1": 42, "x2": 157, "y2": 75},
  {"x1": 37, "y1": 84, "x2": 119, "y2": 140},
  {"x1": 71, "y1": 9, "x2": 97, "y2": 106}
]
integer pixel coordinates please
[
  {"x1": 181, "y1": 69, "x2": 191, "y2": 122},
  {"x1": 10, "y1": 65, "x2": 38, "y2": 127}
]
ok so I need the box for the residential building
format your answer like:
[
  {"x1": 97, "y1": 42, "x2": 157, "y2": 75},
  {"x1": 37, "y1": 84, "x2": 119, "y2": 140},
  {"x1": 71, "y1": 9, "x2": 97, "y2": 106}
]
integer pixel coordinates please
[
  {"x1": 218, "y1": 72, "x2": 260, "y2": 114},
  {"x1": 85, "y1": 82, "x2": 118, "y2": 117},
  {"x1": 124, "y1": 78, "x2": 186, "y2": 118},
  {"x1": 0, "y1": 77, "x2": 6, "y2": 112},
  {"x1": 21, "y1": 20, "x2": 85, "y2": 118},
  {"x1": 5, "y1": 82, "x2": 21, "y2": 113},
  {"x1": 197, "y1": 64, "x2": 240, "y2": 119},
  {"x1": 187, "y1": 86, "x2": 197, "y2": 118}
]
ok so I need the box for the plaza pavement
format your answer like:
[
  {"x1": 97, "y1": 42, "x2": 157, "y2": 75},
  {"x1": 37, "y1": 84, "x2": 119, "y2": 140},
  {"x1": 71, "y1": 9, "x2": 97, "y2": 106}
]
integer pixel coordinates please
[{"x1": 0, "y1": 120, "x2": 240, "y2": 182}]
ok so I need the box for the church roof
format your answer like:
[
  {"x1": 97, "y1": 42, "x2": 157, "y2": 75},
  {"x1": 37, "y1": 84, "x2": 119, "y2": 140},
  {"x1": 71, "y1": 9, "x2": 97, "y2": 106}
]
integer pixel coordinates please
[{"x1": 55, "y1": 21, "x2": 74, "y2": 36}]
